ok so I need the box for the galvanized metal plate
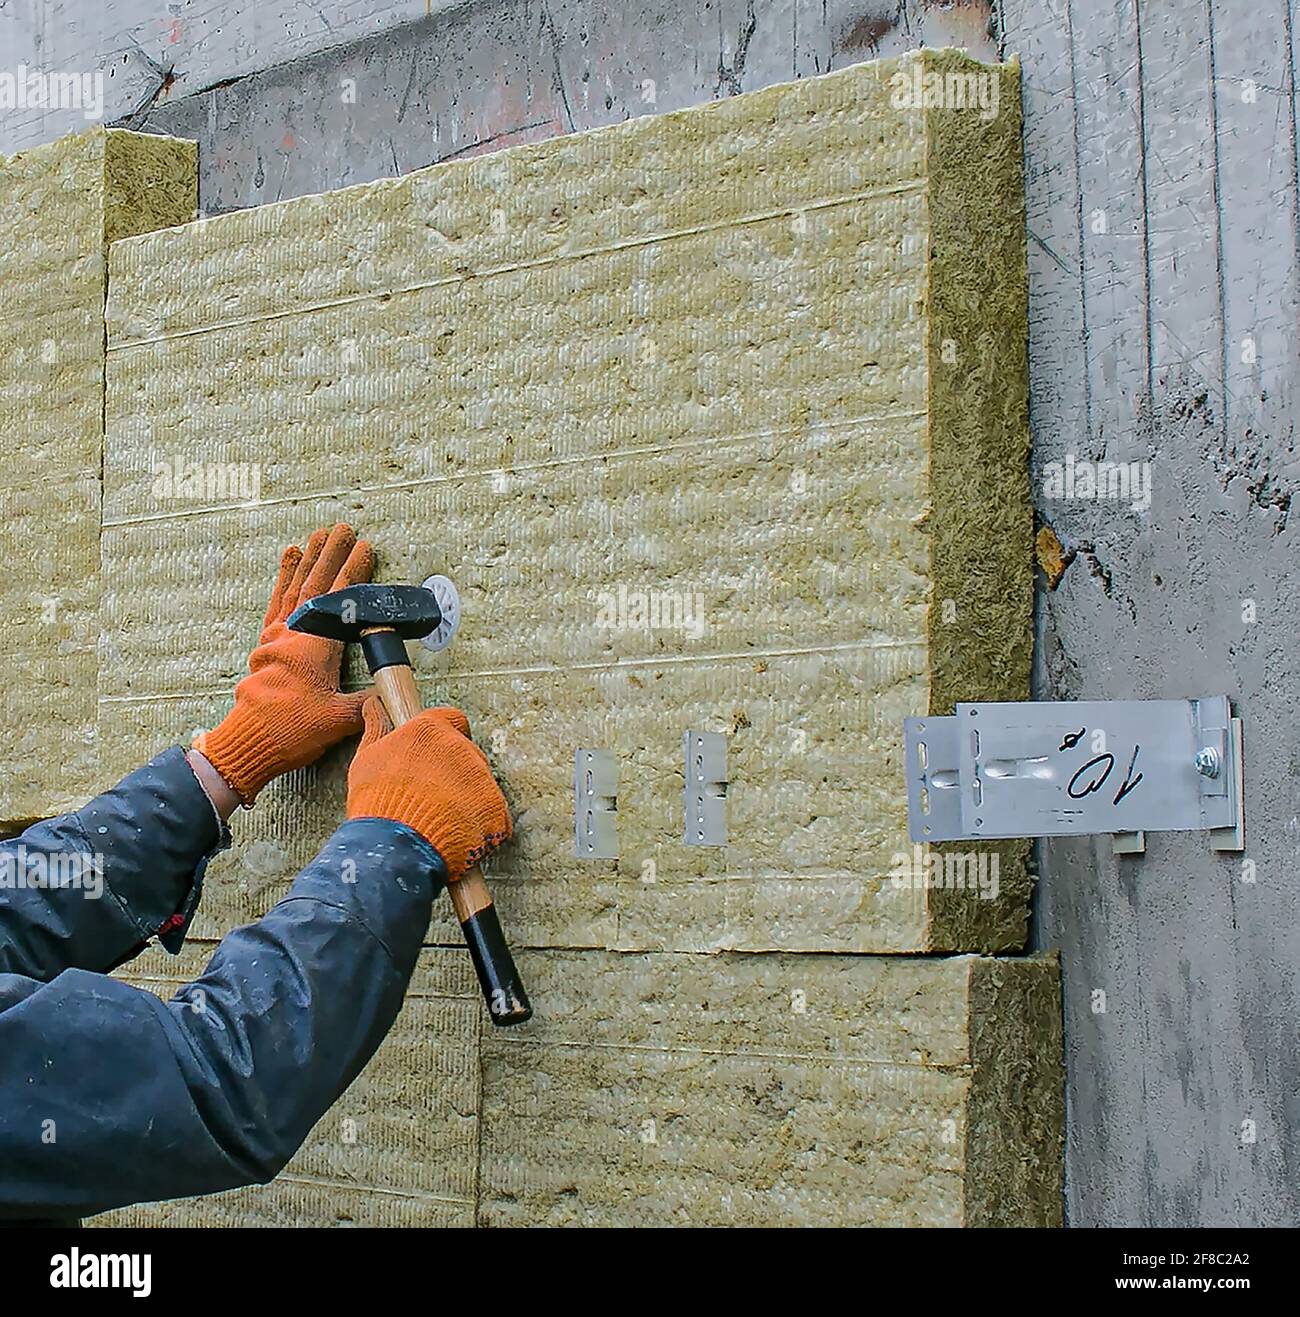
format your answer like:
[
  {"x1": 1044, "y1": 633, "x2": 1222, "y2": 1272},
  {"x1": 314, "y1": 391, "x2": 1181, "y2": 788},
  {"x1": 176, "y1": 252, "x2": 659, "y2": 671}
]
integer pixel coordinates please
[
  {"x1": 1209, "y1": 716, "x2": 1246, "y2": 852},
  {"x1": 904, "y1": 714, "x2": 963, "y2": 843},
  {"x1": 574, "y1": 748, "x2": 618, "y2": 859},
  {"x1": 906, "y1": 697, "x2": 1241, "y2": 845},
  {"x1": 684, "y1": 730, "x2": 727, "y2": 846}
]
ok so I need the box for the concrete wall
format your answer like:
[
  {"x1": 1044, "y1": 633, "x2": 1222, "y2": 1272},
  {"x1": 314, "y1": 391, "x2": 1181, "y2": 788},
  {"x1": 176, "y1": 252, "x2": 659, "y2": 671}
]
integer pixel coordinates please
[
  {"x1": 4, "y1": 0, "x2": 1295, "y2": 1227},
  {"x1": 0, "y1": 0, "x2": 469, "y2": 152},
  {"x1": 1009, "y1": 0, "x2": 1298, "y2": 1228}
]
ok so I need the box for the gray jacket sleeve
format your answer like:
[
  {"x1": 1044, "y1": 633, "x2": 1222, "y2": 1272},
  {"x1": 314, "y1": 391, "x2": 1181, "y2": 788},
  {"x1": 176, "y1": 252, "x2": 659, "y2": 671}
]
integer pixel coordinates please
[
  {"x1": 0, "y1": 816, "x2": 444, "y2": 1220},
  {"x1": 0, "y1": 746, "x2": 227, "y2": 980}
]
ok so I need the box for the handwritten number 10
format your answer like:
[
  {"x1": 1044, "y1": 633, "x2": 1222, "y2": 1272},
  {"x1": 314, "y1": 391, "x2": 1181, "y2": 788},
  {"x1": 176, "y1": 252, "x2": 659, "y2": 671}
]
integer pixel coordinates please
[{"x1": 1061, "y1": 730, "x2": 1144, "y2": 806}]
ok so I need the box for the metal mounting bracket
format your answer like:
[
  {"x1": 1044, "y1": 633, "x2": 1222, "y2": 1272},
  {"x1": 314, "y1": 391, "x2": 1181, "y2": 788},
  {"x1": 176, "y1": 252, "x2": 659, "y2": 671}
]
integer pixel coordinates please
[
  {"x1": 574, "y1": 748, "x2": 618, "y2": 859},
  {"x1": 904, "y1": 696, "x2": 1243, "y2": 852},
  {"x1": 684, "y1": 730, "x2": 727, "y2": 846}
]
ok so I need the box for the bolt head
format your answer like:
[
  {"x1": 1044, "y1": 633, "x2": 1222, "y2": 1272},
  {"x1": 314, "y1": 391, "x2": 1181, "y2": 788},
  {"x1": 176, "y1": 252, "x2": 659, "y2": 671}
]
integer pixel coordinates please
[{"x1": 1195, "y1": 747, "x2": 1221, "y2": 779}]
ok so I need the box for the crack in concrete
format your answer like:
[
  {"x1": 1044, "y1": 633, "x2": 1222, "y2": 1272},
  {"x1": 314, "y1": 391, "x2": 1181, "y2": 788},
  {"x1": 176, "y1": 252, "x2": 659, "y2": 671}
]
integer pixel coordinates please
[
  {"x1": 717, "y1": 0, "x2": 759, "y2": 97},
  {"x1": 433, "y1": 118, "x2": 556, "y2": 164},
  {"x1": 117, "y1": 38, "x2": 181, "y2": 127},
  {"x1": 539, "y1": 0, "x2": 576, "y2": 131}
]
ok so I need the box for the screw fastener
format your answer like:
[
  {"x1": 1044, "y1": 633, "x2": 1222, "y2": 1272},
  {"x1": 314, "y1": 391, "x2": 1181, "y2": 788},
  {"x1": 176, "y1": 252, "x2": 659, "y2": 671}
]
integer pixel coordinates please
[{"x1": 1195, "y1": 747, "x2": 1221, "y2": 779}]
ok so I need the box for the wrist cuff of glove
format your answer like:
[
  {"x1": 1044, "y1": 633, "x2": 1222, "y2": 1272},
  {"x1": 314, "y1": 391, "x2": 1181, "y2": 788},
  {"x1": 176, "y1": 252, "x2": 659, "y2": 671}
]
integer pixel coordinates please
[
  {"x1": 196, "y1": 709, "x2": 282, "y2": 805},
  {"x1": 348, "y1": 784, "x2": 494, "y2": 878}
]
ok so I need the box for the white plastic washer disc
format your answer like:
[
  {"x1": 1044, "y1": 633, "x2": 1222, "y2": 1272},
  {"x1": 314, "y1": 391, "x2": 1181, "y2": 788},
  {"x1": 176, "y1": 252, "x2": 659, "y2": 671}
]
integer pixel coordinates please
[{"x1": 419, "y1": 574, "x2": 461, "y2": 652}]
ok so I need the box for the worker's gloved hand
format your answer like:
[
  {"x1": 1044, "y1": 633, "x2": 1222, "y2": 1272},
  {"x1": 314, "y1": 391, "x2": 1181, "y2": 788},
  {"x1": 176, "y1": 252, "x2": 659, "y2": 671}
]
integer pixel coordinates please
[
  {"x1": 347, "y1": 697, "x2": 512, "y2": 878},
  {"x1": 195, "y1": 523, "x2": 374, "y2": 805}
]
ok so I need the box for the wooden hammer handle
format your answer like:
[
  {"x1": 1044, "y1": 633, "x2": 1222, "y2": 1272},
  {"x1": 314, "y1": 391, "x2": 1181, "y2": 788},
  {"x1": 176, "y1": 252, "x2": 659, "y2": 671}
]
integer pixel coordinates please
[{"x1": 367, "y1": 642, "x2": 531, "y2": 1025}]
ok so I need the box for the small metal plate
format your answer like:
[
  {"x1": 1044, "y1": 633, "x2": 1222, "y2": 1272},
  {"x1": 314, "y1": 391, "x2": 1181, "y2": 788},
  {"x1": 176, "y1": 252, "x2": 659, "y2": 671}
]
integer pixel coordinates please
[
  {"x1": 684, "y1": 730, "x2": 727, "y2": 846},
  {"x1": 906, "y1": 696, "x2": 1241, "y2": 846},
  {"x1": 1112, "y1": 830, "x2": 1147, "y2": 856},
  {"x1": 1209, "y1": 717, "x2": 1245, "y2": 852},
  {"x1": 904, "y1": 715, "x2": 963, "y2": 842},
  {"x1": 574, "y1": 748, "x2": 618, "y2": 859}
]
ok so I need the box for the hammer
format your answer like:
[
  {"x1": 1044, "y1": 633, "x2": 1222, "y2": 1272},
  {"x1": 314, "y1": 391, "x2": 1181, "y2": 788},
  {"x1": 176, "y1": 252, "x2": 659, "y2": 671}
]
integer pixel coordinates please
[{"x1": 287, "y1": 582, "x2": 532, "y2": 1026}]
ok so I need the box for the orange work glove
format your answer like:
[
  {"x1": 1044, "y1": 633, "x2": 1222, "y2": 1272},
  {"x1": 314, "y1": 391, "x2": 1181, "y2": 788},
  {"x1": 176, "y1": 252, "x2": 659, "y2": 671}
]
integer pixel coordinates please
[
  {"x1": 195, "y1": 523, "x2": 374, "y2": 804},
  {"x1": 346, "y1": 697, "x2": 512, "y2": 878}
]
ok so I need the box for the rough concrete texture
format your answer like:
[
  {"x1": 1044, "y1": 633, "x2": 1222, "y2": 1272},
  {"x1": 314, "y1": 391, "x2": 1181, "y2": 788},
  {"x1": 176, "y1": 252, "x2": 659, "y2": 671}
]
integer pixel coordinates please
[
  {"x1": 102, "y1": 50, "x2": 1031, "y2": 954},
  {"x1": 1001, "y1": 0, "x2": 1300, "y2": 1227},
  {"x1": 0, "y1": 127, "x2": 195, "y2": 830},
  {"x1": 0, "y1": 1, "x2": 472, "y2": 155},
  {"x1": 119, "y1": 1, "x2": 999, "y2": 217},
  {"x1": 95, "y1": 942, "x2": 1060, "y2": 1227}
]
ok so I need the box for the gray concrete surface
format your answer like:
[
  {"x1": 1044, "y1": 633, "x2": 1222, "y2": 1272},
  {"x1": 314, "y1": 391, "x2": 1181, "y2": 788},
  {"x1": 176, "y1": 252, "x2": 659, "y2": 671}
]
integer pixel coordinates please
[
  {"x1": 98, "y1": 0, "x2": 999, "y2": 214},
  {"x1": 0, "y1": 0, "x2": 470, "y2": 152},
  {"x1": 4, "y1": 0, "x2": 1296, "y2": 1226},
  {"x1": 1006, "y1": 0, "x2": 1298, "y2": 1227}
]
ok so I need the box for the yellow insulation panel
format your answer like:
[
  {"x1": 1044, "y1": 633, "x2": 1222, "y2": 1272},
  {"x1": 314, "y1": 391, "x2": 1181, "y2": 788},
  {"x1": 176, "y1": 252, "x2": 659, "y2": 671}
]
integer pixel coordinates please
[
  {"x1": 97, "y1": 945, "x2": 1061, "y2": 1228},
  {"x1": 100, "y1": 51, "x2": 1031, "y2": 953},
  {"x1": 0, "y1": 128, "x2": 195, "y2": 827},
  {"x1": 82, "y1": 52, "x2": 1054, "y2": 1228}
]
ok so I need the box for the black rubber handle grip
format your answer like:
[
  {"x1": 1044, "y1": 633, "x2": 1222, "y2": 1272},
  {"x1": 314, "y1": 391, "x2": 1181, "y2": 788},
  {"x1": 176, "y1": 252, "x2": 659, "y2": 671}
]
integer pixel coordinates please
[{"x1": 459, "y1": 903, "x2": 532, "y2": 1026}]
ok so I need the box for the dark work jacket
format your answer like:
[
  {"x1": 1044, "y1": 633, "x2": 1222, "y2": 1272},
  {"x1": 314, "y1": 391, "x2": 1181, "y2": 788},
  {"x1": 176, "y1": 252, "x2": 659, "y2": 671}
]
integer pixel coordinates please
[{"x1": 0, "y1": 747, "x2": 445, "y2": 1222}]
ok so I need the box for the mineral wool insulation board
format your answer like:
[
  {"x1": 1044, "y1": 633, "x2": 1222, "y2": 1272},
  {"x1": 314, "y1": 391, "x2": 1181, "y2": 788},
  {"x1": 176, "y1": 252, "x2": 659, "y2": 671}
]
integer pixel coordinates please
[
  {"x1": 100, "y1": 50, "x2": 1032, "y2": 955},
  {"x1": 98, "y1": 943, "x2": 1061, "y2": 1227},
  {"x1": 0, "y1": 128, "x2": 195, "y2": 828},
  {"x1": 92, "y1": 51, "x2": 1056, "y2": 1228}
]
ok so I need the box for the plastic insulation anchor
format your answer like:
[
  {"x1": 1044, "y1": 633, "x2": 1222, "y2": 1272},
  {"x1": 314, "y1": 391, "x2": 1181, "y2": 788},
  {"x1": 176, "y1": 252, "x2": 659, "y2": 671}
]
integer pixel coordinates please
[{"x1": 419, "y1": 575, "x2": 462, "y2": 652}]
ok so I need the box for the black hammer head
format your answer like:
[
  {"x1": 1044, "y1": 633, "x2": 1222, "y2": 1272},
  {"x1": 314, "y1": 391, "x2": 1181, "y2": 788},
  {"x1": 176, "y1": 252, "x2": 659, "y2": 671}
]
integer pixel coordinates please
[{"x1": 287, "y1": 583, "x2": 442, "y2": 642}]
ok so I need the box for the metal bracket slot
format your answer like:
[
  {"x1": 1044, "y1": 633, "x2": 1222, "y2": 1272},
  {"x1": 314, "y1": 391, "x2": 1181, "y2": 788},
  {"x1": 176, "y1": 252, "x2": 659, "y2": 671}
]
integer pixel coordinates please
[
  {"x1": 905, "y1": 713, "x2": 963, "y2": 843},
  {"x1": 574, "y1": 748, "x2": 618, "y2": 859},
  {"x1": 905, "y1": 696, "x2": 1243, "y2": 852},
  {"x1": 1208, "y1": 715, "x2": 1245, "y2": 854},
  {"x1": 684, "y1": 730, "x2": 727, "y2": 846}
]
